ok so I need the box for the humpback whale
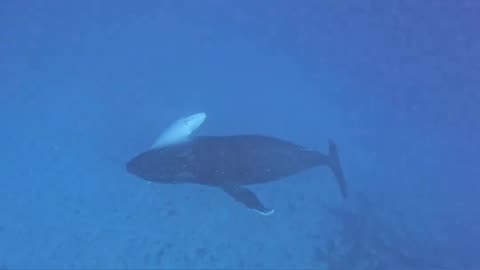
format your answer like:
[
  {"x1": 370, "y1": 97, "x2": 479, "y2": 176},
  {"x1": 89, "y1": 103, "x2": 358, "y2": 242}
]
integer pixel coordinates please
[{"x1": 126, "y1": 114, "x2": 347, "y2": 215}]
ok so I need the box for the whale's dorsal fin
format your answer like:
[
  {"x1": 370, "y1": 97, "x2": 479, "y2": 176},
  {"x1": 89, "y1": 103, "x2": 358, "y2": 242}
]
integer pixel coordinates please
[{"x1": 152, "y1": 112, "x2": 206, "y2": 149}]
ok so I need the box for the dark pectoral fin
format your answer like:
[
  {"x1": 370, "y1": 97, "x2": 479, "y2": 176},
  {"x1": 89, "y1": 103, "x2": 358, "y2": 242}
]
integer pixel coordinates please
[{"x1": 221, "y1": 185, "x2": 275, "y2": 216}]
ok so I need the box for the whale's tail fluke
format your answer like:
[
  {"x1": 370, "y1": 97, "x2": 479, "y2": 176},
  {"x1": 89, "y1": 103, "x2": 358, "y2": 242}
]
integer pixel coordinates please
[{"x1": 327, "y1": 139, "x2": 347, "y2": 198}]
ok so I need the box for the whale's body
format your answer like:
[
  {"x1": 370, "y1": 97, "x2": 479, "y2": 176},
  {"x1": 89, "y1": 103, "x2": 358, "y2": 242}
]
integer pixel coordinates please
[{"x1": 127, "y1": 133, "x2": 347, "y2": 215}]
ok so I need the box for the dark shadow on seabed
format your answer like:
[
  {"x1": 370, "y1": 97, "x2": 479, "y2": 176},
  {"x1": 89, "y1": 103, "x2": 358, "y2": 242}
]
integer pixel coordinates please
[{"x1": 313, "y1": 192, "x2": 476, "y2": 270}]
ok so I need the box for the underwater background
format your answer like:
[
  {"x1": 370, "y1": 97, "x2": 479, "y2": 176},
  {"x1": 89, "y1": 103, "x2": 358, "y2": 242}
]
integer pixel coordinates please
[{"x1": 1, "y1": 1, "x2": 479, "y2": 269}]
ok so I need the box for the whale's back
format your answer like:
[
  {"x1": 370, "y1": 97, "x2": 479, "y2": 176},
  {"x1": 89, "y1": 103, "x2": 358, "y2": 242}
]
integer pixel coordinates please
[{"x1": 189, "y1": 135, "x2": 327, "y2": 186}]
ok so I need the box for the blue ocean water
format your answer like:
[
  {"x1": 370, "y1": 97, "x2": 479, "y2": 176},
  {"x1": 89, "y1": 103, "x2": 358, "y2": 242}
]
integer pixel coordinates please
[{"x1": 1, "y1": 1, "x2": 479, "y2": 269}]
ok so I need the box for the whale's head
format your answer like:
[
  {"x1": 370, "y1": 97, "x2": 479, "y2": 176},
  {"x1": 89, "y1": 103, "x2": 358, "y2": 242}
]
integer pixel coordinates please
[{"x1": 126, "y1": 144, "x2": 196, "y2": 184}]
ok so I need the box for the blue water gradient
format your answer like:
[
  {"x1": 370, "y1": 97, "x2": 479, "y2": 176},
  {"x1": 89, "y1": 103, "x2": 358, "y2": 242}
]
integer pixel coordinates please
[{"x1": 1, "y1": 1, "x2": 478, "y2": 269}]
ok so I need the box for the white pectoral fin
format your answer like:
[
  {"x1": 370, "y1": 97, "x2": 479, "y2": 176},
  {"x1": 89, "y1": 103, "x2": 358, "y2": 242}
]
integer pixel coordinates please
[
  {"x1": 181, "y1": 112, "x2": 206, "y2": 131},
  {"x1": 152, "y1": 112, "x2": 206, "y2": 149}
]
